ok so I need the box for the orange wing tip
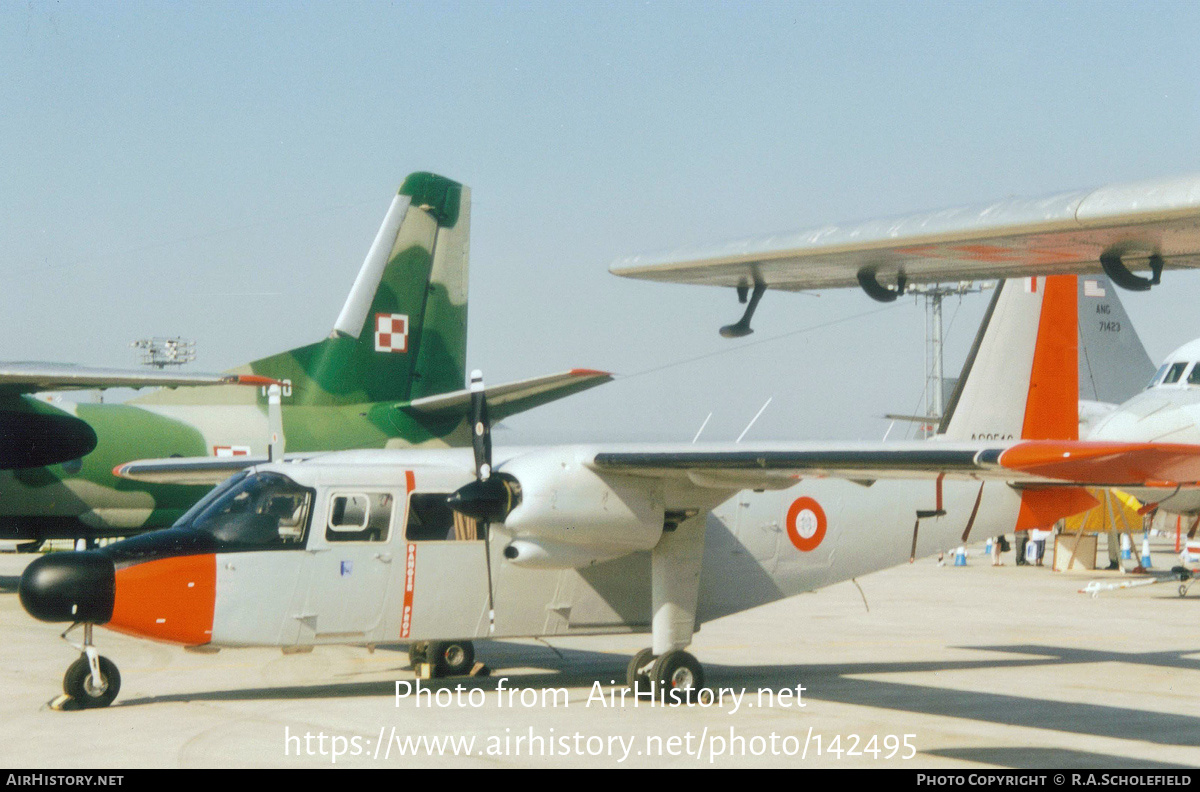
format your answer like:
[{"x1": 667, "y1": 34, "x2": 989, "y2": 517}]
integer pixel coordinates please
[
  {"x1": 230, "y1": 374, "x2": 286, "y2": 386},
  {"x1": 568, "y1": 368, "x2": 613, "y2": 377},
  {"x1": 1000, "y1": 441, "x2": 1200, "y2": 485}
]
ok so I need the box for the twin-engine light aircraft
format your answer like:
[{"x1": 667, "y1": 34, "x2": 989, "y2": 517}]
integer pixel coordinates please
[
  {"x1": 1, "y1": 173, "x2": 609, "y2": 548},
  {"x1": 611, "y1": 173, "x2": 1200, "y2": 336},
  {"x1": 22, "y1": 274, "x2": 1200, "y2": 708}
]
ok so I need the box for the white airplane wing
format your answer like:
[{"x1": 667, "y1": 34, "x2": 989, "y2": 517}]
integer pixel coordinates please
[
  {"x1": 0, "y1": 363, "x2": 275, "y2": 396},
  {"x1": 611, "y1": 174, "x2": 1200, "y2": 300},
  {"x1": 588, "y1": 439, "x2": 1200, "y2": 493}
]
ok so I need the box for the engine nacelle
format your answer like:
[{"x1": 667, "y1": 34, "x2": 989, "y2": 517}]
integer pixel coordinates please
[
  {"x1": 0, "y1": 411, "x2": 97, "y2": 469},
  {"x1": 499, "y1": 447, "x2": 664, "y2": 568}
]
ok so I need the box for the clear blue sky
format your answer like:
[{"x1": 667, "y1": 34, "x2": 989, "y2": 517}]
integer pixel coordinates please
[{"x1": 2, "y1": 0, "x2": 1198, "y2": 443}]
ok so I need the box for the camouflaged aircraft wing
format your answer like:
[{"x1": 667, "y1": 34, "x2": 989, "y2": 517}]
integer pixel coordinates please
[
  {"x1": 0, "y1": 363, "x2": 275, "y2": 395},
  {"x1": 398, "y1": 369, "x2": 613, "y2": 421}
]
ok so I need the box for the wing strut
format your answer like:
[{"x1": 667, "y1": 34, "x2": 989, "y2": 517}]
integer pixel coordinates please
[
  {"x1": 960, "y1": 482, "x2": 986, "y2": 543},
  {"x1": 910, "y1": 473, "x2": 946, "y2": 562},
  {"x1": 719, "y1": 282, "x2": 767, "y2": 338}
]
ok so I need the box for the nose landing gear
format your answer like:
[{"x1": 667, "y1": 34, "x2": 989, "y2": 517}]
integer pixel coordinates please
[{"x1": 53, "y1": 624, "x2": 121, "y2": 710}]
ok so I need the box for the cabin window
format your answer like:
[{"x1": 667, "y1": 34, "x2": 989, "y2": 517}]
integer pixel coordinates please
[
  {"x1": 1163, "y1": 362, "x2": 1188, "y2": 385},
  {"x1": 326, "y1": 492, "x2": 394, "y2": 542},
  {"x1": 405, "y1": 492, "x2": 480, "y2": 541}
]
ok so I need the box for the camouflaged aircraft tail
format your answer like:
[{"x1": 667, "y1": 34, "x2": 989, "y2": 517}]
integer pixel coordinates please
[{"x1": 248, "y1": 173, "x2": 470, "y2": 406}]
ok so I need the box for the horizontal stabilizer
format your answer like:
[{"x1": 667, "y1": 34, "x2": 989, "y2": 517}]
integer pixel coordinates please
[
  {"x1": 398, "y1": 369, "x2": 613, "y2": 420},
  {"x1": 0, "y1": 364, "x2": 273, "y2": 396}
]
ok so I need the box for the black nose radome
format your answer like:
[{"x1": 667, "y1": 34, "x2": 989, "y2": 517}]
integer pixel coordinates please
[{"x1": 19, "y1": 551, "x2": 114, "y2": 624}]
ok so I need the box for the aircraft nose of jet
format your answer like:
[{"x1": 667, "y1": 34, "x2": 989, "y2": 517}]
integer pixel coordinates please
[{"x1": 19, "y1": 551, "x2": 115, "y2": 624}]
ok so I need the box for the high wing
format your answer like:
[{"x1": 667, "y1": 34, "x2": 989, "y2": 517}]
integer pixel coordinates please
[
  {"x1": 589, "y1": 439, "x2": 1200, "y2": 494},
  {"x1": 0, "y1": 363, "x2": 274, "y2": 396},
  {"x1": 399, "y1": 369, "x2": 612, "y2": 420},
  {"x1": 611, "y1": 174, "x2": 1200, "y2": 298}
]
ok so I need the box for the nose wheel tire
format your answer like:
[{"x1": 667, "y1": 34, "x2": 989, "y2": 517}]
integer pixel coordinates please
[
  {"x1": 652, "y1": 650, "x2": 705, "y2": 703},
  {"x1": 427, "y1": 640, "x2": 475, "y2": 677},
  {"x1": 63, "y1": 654, "x2": 120, "y2": 709}
]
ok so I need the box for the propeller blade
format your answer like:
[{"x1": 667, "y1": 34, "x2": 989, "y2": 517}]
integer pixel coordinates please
[{"x1": 470, "y1": 370, "x2": 491, "y2": 481}]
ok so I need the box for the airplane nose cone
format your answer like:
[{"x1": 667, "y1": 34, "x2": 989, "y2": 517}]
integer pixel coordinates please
[{"x1": 19, "y1": 551, "x2": 114, "y2": 624}]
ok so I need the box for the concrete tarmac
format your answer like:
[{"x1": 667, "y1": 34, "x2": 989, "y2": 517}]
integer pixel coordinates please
[{"x1": 2, "y1": 540, "x2": 1199, "y2": 769}]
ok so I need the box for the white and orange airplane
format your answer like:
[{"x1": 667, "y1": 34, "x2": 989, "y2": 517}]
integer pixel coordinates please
[
  {"x1": 21, "y1": 272, "x2": 1200, "y2": 709},
  {"x1": 613, "y1": 172, "x2": 1200, "y2": 524}
]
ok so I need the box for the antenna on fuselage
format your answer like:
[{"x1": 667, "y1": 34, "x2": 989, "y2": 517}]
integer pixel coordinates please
[
  {"x1": 736, "y1": 397, "x2": 773, "y2": 443},
  {"x1": 267, "y1": 383, "x2": 285, "y2": 462}
]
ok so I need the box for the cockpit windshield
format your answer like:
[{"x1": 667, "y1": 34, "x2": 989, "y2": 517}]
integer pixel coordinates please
[
  {"x1": 173, "y1": 471, "x2": 313, "y2": 549},
  {"x1": 1162, "y1": 362, "x2": 1188, "y2": 386}
]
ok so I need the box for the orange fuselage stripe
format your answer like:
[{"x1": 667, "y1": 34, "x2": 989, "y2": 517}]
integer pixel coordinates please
[{"x1": 108, "y1": 554, "x2": 216, "y2": 645}]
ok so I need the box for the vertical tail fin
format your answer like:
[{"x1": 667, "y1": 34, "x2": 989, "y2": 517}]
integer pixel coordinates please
[
  {"x1": 938, "y1": 274, "x2": 1092, "y2": 530},
  {"x1": 248, "y1": 172, "x2": 470, "y2": 405},
  {"x1": 1077, "y1": 275, "x2": 1156, "y2": 404},
  {"x1": 938, "y1": 275, "x2": 1078, "y2": 441}
]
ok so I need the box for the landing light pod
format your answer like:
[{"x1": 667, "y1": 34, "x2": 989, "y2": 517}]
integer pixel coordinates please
[{"x1": 502, "y1": 539, "x2": 633, "y2": 569}]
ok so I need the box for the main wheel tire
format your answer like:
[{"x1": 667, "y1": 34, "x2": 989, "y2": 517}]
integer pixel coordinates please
[
  {"x1": 408, "y1": 641, "x2": 429, "y2": 669},
  {"x1": 652, "y1": 650, "x2": 704, "y2": 703},
  {"x1": 63, "y1": 655, "x2": 120, "y2": 709},
  {"x1": 427, "y1": 640, "x2": 474, "y2": 677},
  {"x1": 626, "y1": 648, "x2": 655, "y2": 690}
]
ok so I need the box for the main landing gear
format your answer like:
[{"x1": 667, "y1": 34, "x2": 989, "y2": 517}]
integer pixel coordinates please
[
  {"x1": 626, "y1": 648, "x2": 706, "y2": 702},
  {"x1": 409, "y1": 640, "x2": 481, "y2": 678},
  {"x1": 56, "y1": 624, "x2": 121, "y2": 710}
]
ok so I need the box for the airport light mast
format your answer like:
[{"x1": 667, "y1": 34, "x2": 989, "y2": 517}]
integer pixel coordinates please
[
  {"x1": 131, "y1": 337, "x2": 196, "y2": 369},
  {"x1": 912, "y1": 283, "x2": 990, "y2": 438}
]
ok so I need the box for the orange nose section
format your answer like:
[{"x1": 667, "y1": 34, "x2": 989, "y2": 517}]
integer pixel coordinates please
[{"x1": 109, "y1": 554, "x2": 216, "y2": 645}]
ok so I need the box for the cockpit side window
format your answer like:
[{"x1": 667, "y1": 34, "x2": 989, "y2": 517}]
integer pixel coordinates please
[
  {"x1": 1163, "y1": 362, "x2": 1188, "y2": 385},
  {"x1": 1186, "y1": 365, "x2": 1200, "y2": 386},
  {"x1": 1147, "y1": 363, "x2": 1169, "y2": 389},
  {"x1": 179, "y1": 471, "x2": 313, "y2": 550}
]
